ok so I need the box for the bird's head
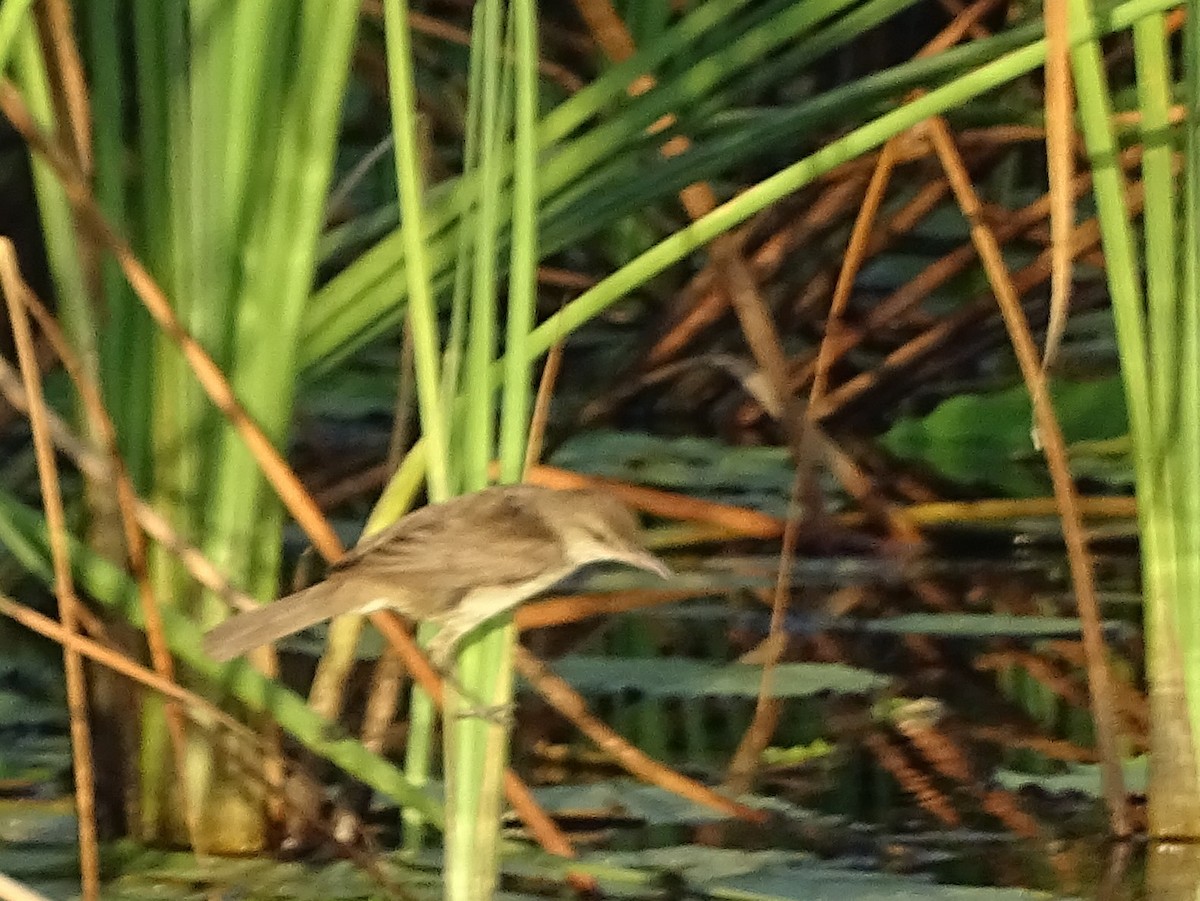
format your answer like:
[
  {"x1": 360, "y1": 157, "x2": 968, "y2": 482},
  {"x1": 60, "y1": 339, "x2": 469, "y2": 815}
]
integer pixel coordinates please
[{"x1": 546, "y1": 488, "x2": 671, "y2": 580}]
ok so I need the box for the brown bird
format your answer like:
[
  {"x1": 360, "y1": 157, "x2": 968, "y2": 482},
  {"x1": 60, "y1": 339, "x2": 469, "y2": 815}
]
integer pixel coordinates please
[{"x1": 203, "y1": 484, "x2": 670, "y2": 665}]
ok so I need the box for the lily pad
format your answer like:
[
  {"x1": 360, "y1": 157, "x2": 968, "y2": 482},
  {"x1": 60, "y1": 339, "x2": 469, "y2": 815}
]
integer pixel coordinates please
[
  {"x1": 539, "y1": 656, "x2": 888, "y2": 699},
  {"x1": 593, "y1": 846, "x2": 1058, "y2": 899},
  {"x1": 528, "y1": 778, "x2": 828, "y2": 826},
  {"x1": 996, "y1": 756, "x2": 1148, "y2": 799},
  {"x1": 882, "y1": 376, "x2": 1128, "y2": 496}
]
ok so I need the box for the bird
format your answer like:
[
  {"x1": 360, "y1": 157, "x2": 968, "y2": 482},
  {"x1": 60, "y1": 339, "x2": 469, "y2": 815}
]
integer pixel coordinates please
[{"x1": 202, "y1": 484, "x2": 671, "y2": 666}]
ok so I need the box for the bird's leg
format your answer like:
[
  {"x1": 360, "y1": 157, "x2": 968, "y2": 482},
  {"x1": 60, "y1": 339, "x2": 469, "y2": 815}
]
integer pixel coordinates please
[{"x1": 427, "y1": 626, "x2": 515, "y2": 726}]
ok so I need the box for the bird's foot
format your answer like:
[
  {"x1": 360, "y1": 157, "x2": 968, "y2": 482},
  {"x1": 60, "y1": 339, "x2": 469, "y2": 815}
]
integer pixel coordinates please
[
  {"x1": 435, "y1": 664, "x2": 516, "y2": 727},
  {"x1": 453, "y1": 701, "x2": 516, "y2": 727}
]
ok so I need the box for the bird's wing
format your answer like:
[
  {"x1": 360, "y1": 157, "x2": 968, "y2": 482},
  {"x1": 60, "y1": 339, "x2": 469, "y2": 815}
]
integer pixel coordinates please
[{"x1": 331, "y1": 487, "x2": 565, "y2": 593}]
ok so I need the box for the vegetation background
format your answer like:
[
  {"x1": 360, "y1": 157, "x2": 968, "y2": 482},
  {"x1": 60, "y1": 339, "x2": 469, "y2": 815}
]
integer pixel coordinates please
[{"x1": 0, "y1": 0, "x2": 1194, "y2": 897}]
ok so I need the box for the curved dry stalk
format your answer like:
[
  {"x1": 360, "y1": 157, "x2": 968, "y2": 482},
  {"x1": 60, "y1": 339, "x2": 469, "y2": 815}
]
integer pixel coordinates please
[
  {"x1": 812, "y1": 141, "x2": 899, "y2": 402},
  {"x1": 811, "y1": 0, "x2": 1009, "y2": 401},
  {"x1": 1042, "y1": 0, "x2": 1076, "y2": 370},
  {"x1": 923, "y1": 114, "x2": 1128, "y2": 834},
  {"x1": 523, "y1": 342, "x2": 564, "y2": 476},
  {"x1": 10, "y1": 255, "x2": 207, "y2": 849},
  {"x1": 0, "y1": 242, "x2": 100, "y2": 901},
  {"x1": 782, "y1": 146, "x2": 1146, "y2": 416},
  {"x1": 516, "y1": 587, "x2": 700, "y2": 632},
  {"x1": 527, "y1": 465, "x2": 787, "y2": 536},
  {"x1": 809, "y1": 204, "x2": 1137, "y2": 419},
  {"x1": 722, "y1": 469, "x2": 806, "y2": 794},
  {"x1": 31, "y1": 0, "x2": 91, "y2": 175},
  {"x1": 0, "y1": 593, "x2": 251, "y2": 741},
  {"x1": 0, "y1": 357, "x2": 265, "y2": 617},
  {"x1": 514, "y1": 645, "x2": 765, "y2": 824}
]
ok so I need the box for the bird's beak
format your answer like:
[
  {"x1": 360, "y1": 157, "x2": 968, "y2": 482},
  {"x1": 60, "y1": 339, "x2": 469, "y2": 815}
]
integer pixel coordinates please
[{"x1": 623, "y1": 548, "x2": 672, "y2": 581}]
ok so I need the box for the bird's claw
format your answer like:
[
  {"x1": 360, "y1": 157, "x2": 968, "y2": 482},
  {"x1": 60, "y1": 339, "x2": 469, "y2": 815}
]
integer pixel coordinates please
[
  {"x1": 453, "y1": 702, "x2": 515, "y2": 727},
  {"x1": 434, "y1": 664, "x2": 516, "y2": 726}
]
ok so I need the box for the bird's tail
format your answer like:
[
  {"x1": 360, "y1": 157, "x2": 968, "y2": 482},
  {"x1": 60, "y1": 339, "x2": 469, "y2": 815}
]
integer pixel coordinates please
[{"x1": 203, "y1": 583, "x2": 346, "y2": 662}]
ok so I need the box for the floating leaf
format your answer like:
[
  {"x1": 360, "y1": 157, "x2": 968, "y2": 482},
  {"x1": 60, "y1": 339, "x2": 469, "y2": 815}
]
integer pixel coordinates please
[
  {"x1": 593, "y1": 846, "x2": 1053, "y2": 899},
  {"x1": 882, "y1": 376, "x2": 1128, "y2": 496},
  {"x1": 855, "y1": 612, "x2": 1134, "y2": 641},
  {"x1": 539, "y1": 656, "x2": 888, "y2": 699},
  {"x1": 996, "y1": 756, "x2": 1147, "y2": 799},
  {"x1": 551, "y1": 431, "x2": 797, "y2": 514},
  {"x1": 528, "y1": 779, "x2": 828, "y2": 826}
]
